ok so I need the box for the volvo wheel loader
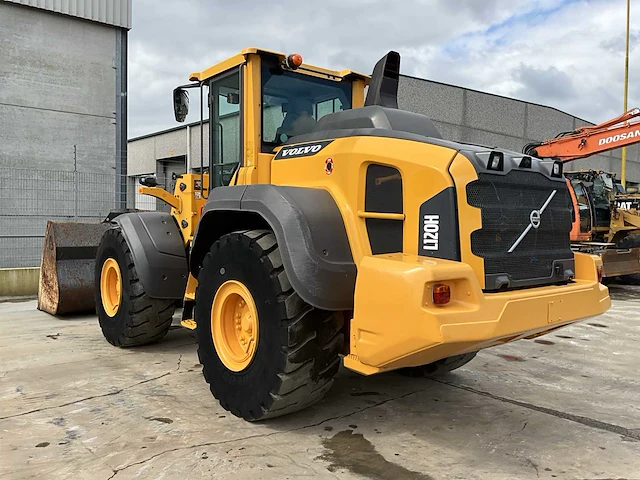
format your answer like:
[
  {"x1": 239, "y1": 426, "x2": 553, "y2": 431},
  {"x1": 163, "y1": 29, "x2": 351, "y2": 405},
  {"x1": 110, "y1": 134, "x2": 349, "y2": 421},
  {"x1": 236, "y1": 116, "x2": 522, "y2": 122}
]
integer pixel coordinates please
[{"x1": 91, "y1": 48, "x2": 610, "y2": 421}]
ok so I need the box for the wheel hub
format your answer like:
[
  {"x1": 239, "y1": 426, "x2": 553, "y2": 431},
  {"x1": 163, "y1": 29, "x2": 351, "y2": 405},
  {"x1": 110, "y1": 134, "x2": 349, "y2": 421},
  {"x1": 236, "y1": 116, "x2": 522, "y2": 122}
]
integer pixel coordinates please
[
  {"x1": 211, "y1": 280, "x2": 259, "y2": 371},
  {"x1": 100, "y1": 258, "x2": 122, "y2": 317}
]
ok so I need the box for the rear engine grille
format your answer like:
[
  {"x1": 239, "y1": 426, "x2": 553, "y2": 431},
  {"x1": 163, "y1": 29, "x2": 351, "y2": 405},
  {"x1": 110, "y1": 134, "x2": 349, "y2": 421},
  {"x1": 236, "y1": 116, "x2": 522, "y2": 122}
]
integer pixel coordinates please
[{"x1": 467, "y1": 170, "x2": 573, "y2": 288}]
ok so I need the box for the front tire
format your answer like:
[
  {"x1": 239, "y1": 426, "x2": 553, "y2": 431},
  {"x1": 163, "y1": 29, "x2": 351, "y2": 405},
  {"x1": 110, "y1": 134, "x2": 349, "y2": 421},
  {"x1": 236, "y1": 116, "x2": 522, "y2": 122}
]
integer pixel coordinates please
[
  {"x1": 95, "y1": 228, "x2": 176, "y2": 347},
  {"x1": 195, "y1": 230, "x2": 344, "y2": 421}
]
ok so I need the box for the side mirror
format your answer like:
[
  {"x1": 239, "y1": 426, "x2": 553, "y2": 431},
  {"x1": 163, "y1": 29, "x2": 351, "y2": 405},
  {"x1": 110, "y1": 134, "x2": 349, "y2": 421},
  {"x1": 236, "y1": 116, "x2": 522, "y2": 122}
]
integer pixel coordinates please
[
  {"x1": 227, "y1": 93, "x2": 240, "y2": 105},
  {"x1": 139, "y1": 175, "x2": 158, "y2": 187},
  {"x1": 173, "y1": 88, "x2": 189, "y2": 122}
]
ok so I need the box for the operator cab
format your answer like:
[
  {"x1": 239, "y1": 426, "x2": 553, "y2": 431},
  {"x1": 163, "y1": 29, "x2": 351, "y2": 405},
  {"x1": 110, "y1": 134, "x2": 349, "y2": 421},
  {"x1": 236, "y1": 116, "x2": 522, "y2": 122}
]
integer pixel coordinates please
[
  {"x1": 172, "y1": 48, "x2": 367, "y2": 191},
  {"x1": 260, "y1": 58, "x2": 353, "y2": 148}
]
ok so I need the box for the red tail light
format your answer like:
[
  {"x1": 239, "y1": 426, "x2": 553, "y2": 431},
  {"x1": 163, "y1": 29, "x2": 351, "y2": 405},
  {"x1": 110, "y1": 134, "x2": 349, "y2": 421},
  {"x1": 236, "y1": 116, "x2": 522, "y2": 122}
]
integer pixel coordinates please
[{"x1": 432, "y1": 284, "x2": 451, "y2": 305}]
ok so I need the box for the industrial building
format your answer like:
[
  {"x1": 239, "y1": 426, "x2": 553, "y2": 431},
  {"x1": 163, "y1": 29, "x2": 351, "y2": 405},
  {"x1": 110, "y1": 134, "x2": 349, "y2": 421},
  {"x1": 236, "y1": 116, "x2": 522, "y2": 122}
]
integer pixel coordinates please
[
  {"x1": 0, "y1": 0, "x2": 132, "y2": 267},
  {"x1": 128, "y1": 74, "x2": 640, "y2": 199}
]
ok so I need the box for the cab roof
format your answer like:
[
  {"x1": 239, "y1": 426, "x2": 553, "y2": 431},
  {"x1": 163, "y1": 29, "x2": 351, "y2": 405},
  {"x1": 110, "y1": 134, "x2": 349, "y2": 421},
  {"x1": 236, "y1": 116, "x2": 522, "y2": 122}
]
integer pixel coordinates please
[{"x1": 188, "y1": 47, "x2": 370, "y2": 84}]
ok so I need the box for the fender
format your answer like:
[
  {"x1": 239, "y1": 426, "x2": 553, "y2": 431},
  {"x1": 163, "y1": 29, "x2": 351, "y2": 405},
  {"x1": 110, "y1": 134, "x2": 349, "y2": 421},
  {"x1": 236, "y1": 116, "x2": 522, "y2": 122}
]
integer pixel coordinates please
[
  {"x1": 113, "y1": 212, "x2": 188, "y2": 299},
  {"x1": 190, "y1": 185, "x2": 356, "y2": 311}
]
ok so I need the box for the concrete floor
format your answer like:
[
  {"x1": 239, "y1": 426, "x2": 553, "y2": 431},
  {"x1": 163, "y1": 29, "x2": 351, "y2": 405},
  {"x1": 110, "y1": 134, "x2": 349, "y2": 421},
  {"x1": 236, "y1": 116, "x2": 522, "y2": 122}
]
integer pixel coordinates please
[{"x1": 1, "y1": 286, "x2": 639, "y2": 480}]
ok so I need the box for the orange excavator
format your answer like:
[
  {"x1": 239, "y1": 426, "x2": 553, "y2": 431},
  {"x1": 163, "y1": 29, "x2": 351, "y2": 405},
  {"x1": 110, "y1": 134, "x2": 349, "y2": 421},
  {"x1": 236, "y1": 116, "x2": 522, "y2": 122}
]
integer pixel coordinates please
[
  {"x1": 524, "y1": 107, "x2": 640, "y2": 161},
  {"x1": 524, "y1": 108, "x2": 640, "y2": 279}
]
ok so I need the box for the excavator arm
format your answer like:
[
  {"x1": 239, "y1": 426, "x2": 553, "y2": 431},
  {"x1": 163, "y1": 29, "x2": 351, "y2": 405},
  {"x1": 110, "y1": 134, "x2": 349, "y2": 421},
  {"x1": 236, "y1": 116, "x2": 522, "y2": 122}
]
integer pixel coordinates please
[{"x1": 524, "y1": 108, "x2": 640, "y2": 161}]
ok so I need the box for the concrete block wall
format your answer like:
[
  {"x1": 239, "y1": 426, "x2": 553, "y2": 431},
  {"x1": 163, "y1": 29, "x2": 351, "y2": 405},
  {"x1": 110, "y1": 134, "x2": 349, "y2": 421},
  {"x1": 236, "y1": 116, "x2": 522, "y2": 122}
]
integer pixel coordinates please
[
  {"x1": 127, "y1": 74, "x2": 640, "y2": 193},
  {"x1": 398, "y1": 75, "x2": 640, "y2": 185}
]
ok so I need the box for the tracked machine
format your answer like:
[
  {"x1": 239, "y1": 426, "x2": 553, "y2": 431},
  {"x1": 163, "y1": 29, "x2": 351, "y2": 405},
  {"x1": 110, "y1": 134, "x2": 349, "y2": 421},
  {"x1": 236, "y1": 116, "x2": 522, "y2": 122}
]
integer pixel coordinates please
[
  {"x1": 61, "y1": 48, "x2": 609, "y2": 420},
  {"x1": 525, "y1": 108, "x2": 640, "y2": 279}
]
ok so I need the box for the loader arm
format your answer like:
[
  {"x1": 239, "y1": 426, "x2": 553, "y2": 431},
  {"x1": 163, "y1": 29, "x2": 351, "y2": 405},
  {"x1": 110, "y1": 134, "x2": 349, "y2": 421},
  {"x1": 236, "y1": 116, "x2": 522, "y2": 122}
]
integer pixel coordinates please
[
  {"x1": 138, "y1": 186, "x2": 181, "y2": 210},
  {"x1": 524, "y1": 108, "x2": 640, "y2": 161}
]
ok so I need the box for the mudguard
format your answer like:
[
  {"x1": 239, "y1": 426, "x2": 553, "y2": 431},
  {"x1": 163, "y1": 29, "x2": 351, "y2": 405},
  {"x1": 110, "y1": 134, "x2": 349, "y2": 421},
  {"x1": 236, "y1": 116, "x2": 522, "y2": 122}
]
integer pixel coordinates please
[
  {"x1": 191, "y1": 185, "x2": 356, "y2": 311},
  {"x1": 113, "y1": 212, "x2": 188, "y2": 299}
]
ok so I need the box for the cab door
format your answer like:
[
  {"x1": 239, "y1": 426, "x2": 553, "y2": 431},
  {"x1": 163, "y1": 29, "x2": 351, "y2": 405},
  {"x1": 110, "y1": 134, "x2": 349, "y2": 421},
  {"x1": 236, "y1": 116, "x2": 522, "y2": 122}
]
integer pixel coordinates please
[
  {"x1": 569, "y1": 180, "x2": 593, "y2": 241},
  {"x1": 209, "y1": 68, "x2": 242, "y2": 188}
]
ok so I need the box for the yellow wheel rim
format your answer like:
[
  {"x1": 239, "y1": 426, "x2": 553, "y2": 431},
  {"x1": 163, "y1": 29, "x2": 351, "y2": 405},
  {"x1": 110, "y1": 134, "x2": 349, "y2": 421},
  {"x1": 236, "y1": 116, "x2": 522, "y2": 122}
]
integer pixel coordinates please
[
  {"x1": 100, "y1": 258, "x2": 122, "y2": 317},
  {"x1": 211, "y1": 280, "x2": 259, "y2": 372}
]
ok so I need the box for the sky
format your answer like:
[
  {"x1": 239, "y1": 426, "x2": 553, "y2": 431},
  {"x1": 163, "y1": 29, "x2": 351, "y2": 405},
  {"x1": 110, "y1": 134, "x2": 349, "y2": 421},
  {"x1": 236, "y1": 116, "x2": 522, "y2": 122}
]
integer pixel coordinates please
[{"x1": 127, "y1": 0, "x2": 639, "y2": 138}]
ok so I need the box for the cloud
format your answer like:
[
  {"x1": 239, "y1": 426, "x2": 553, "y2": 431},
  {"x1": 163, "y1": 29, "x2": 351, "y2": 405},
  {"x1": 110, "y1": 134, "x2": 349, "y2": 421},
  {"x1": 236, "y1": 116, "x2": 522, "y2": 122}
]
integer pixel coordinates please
[
  {"x1": 128, "y1": 0, "x2": 637, "y2": 138},
  {"x1": 513, "y1": 64, "x2": 576, "y2": 101}
]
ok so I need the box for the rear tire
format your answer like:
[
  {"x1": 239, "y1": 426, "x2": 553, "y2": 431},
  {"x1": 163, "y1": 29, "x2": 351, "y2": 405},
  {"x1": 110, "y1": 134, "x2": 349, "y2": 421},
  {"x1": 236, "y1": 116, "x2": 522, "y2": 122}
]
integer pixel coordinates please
[
  {"x1": 194, "y1": 230, "x2": 344, "y2": 421},
  {"x1": 399, "y1": 352, "x2": 477, "y2": 377},
  {"x1": 95, "y1": 227, "x2": 176, "y2": 347}
]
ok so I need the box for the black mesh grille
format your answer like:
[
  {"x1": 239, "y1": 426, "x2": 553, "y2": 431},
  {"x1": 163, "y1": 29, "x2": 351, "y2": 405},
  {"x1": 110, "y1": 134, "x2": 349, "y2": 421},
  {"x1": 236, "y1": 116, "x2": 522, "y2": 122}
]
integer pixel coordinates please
[{"x1": 467, "y1": 171, "x2": 573, "y2": 284}]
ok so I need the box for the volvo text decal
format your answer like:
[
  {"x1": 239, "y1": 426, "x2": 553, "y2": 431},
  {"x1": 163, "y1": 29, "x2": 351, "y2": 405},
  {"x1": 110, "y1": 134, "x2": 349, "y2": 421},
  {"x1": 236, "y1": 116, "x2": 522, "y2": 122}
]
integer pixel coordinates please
[{"x1": 275, "y1": 140, "x2": 333, "y2": 159}]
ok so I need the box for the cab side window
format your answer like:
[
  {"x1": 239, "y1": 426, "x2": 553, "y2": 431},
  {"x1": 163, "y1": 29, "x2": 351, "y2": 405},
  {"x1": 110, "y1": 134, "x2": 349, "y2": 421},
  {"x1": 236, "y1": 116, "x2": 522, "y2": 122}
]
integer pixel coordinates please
[
  {"x1": 210, "y1": 69, "x2": 241, "y2": 188},
  {"x1": 572, "y1": 183, "x2": 591, "y2": 233}
]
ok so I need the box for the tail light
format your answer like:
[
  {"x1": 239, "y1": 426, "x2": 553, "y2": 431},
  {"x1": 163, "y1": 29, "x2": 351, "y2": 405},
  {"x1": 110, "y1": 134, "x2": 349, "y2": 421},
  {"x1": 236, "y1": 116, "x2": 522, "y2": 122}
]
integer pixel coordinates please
[{"x1": 432, "y1": 284, "x2": 451, "y2": 305}]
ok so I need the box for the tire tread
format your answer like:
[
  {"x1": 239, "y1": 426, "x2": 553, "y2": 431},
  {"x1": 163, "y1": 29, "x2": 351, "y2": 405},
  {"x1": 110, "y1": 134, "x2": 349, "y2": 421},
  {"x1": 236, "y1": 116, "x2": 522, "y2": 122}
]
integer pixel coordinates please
[
  {"x1": 196, "y1": 230, "x2": 343, "y2": 420},
  {"x1": 96, "y1": 227, "x2": 176, "y2": 347}
]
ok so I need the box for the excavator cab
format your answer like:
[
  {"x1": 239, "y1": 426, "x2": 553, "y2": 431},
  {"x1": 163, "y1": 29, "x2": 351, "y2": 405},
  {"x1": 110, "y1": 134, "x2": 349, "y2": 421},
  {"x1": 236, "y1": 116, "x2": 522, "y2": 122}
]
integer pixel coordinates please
[
  {"x1": 566, "y1": 171, "x2": 617, "y2": 240},
  {"x1": 567, "y1": 178, "x2": 593, "y2": 240}
]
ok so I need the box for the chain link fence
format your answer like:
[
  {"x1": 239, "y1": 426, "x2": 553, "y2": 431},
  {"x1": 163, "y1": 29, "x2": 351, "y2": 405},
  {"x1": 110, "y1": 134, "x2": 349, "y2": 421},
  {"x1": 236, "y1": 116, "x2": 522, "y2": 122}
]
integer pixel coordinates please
[{"x1": 0, "y1": 168, "x2": 168, "y2": 268}]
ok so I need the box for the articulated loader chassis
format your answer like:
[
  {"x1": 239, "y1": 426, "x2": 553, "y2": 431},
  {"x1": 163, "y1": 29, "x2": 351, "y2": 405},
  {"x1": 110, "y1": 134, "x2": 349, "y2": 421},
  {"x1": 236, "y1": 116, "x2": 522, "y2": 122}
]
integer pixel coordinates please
[{"x1": 49, "y1": 48, "x2": 611, "y2": 420}]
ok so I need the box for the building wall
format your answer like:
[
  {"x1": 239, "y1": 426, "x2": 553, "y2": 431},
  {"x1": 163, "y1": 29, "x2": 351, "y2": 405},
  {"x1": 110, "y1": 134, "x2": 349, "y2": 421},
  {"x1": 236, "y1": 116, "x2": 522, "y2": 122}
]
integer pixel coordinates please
[
  {"x1": 130, "y1": 115, "x2": 245, "y2": 176},
  {"x1": 0, "y1": 2, "x2": 126, "y2": 267},
  {"x1": 398, "y1": 76, "x2": 640, "y2": 184},
  {"x1": 0, "y1": 2, "x2": 118, "y2": 173},
  {"x1": 128, "y1": 74, "x2": 640, "y2": 187},
  {"x1": 3, "y1": 0, "x2": 132, "y2": 29}
]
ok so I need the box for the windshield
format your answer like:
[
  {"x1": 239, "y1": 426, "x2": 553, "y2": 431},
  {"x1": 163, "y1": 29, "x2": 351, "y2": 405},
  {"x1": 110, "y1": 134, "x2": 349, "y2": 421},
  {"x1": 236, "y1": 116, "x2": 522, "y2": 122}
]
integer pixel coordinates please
[
  {"x1": 591, "y1": 178, "x2": 610, "y2": 206},
  {"x1": 261, "y1": 64, "x2": 352, "y2": 152}
]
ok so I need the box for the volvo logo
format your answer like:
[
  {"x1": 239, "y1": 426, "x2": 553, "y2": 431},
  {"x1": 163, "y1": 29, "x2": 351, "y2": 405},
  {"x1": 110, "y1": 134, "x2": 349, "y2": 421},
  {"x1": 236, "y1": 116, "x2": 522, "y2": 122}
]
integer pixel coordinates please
[
  {"x1": 508, "y1": 190, "x2": 557, "y2": 253},
  {"x1": 529, "y1": 210, "x2": 541, "y2": 229}
]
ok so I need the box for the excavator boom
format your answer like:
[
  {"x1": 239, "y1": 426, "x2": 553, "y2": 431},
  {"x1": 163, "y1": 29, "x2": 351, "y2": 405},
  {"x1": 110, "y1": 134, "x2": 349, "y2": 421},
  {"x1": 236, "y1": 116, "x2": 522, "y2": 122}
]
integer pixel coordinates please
[{"x1": 525, "y1": 108, "x2": 640, "y2": 161}]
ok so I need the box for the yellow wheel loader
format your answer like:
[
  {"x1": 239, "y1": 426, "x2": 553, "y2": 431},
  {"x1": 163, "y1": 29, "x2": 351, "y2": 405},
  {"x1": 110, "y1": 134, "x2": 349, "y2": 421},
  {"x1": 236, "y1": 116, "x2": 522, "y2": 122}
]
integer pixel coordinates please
[{"x1": 88, "y1": 48, "x2": 610, "y2": 420}]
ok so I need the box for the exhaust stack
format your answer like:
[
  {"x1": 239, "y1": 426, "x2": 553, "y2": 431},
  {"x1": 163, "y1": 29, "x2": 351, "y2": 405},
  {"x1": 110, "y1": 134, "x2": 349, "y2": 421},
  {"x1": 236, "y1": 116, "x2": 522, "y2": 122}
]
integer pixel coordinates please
[{"x1": 364, "y1": 51, "x2": 400, "y2": 109}]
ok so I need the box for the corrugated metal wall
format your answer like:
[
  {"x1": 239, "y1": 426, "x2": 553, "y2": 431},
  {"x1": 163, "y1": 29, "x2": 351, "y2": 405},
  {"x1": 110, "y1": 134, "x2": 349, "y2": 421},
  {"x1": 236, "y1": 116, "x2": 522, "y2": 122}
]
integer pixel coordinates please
[{"x1": 3, "y1": 0, "x2": 131, "y2": 29}]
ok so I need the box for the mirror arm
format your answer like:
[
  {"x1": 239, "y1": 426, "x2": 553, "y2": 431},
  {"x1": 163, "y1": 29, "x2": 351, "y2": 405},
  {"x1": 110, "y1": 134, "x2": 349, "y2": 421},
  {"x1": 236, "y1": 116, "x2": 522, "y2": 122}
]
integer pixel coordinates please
[{"x1": 175, "y1": 82, "x2": 200, "y2": 90}]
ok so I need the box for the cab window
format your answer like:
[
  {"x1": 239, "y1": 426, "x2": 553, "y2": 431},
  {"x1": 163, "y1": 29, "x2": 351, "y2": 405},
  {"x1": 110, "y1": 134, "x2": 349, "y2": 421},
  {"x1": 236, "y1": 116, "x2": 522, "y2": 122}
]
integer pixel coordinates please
[
  {"x1": 572, "y1": 182, "x2": 591, "y2": 233},
  {"x1": 261, "y1": 63, "x2": 352, "y2": 152},
  {"x1": 209, "y1": 69, "x2": 241, "y2": 188}
]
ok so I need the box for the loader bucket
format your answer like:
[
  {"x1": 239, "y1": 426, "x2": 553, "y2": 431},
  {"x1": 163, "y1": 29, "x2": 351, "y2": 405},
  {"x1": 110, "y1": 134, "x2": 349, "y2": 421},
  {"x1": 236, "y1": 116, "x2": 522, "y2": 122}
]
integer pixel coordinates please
[{"x1": 37, "y1": 221, "x2": 109, "y2": 315}]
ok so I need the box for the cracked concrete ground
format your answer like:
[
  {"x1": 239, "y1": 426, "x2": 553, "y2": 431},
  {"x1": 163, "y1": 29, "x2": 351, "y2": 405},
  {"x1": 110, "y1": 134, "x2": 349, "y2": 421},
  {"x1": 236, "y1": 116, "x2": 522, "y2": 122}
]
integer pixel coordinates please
[{"x1": 1, "y1": 285, "x2": 639, "y2": 480}]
